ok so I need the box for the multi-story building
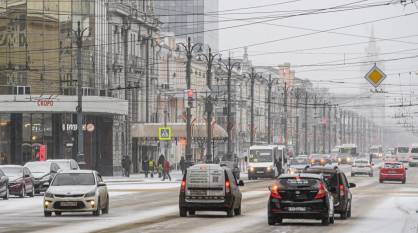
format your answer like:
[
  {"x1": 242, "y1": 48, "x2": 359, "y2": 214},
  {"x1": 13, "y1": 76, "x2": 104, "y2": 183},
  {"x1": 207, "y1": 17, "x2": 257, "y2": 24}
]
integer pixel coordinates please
[
  {"x1": 154, "y1": 0, "x2": 219, "y2": 51},
  {"x1": 0, "y1": 0, "x2": 160, "y2": 175}
]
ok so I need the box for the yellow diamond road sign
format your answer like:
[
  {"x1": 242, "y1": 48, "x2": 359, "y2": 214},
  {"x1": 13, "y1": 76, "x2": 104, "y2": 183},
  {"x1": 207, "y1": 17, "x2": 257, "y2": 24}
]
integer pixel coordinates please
[{"x1": 364, "y1": 65, "x2": 386, "y2": 88}]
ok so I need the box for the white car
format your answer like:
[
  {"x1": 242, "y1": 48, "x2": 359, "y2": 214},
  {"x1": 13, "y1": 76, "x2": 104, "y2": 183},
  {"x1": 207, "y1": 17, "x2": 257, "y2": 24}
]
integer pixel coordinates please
[
  {"x1": 43, "y1": 170, "x2": 109, "y2": 217},
  {"x1": 351, "y1": 159, "x2": 373, "y2": 177}
]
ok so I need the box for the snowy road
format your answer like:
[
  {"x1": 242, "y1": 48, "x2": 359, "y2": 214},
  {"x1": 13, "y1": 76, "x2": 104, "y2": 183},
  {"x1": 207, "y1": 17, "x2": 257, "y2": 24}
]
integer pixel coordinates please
[{"x1": 1, "y1": 165, "x2": 418, "y2": 233}]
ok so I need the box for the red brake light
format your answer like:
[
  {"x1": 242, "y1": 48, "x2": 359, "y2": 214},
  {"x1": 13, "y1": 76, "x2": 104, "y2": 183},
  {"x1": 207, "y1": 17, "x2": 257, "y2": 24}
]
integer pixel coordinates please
[
  {"x1": 314, "y1": 182, "x2": 326, "y2": 199},
  {"x1": 339, "y1": 184, "x2": 345, "y2": 196},
  {"x1": 180, "y1": 180, "x2": 186, "y2": 192},
  {"x1": 225, "y1": 180, "x2": 231, "y2": 194},
  {"x1": 270, "y1": 184, "x2": 281, "y2": 199}
]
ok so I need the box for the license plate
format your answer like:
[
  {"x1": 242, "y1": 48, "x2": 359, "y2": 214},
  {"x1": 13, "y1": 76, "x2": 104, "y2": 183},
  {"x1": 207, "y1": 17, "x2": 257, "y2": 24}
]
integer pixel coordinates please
[
  {"x1": 256, "y1": 171, "x2": 264, "y2": 174},
  {"x1": 288, "y1": 207, "x2": 306, "y2": 212},
  {"x1": 388, "y1": 171, "x2": 398, "y2": 174},
  {"x1": 190, "y1": 190, "x2": 207, "y2": 196},
  {"x1": 60, "y1": 202, "x2": 77, "y2": 207}
]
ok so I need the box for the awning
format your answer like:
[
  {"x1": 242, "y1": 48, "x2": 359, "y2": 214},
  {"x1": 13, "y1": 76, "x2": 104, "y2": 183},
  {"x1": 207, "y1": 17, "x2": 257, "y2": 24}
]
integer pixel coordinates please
[{"x1": 131, "y1": 122, "x2": 228, "y2": 139}]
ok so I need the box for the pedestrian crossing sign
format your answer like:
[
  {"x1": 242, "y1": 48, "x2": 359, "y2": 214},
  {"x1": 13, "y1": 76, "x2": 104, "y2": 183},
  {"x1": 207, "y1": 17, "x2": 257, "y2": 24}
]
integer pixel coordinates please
[{"x1": 158, "y1": 127, "x2": 172, "y2": 141}]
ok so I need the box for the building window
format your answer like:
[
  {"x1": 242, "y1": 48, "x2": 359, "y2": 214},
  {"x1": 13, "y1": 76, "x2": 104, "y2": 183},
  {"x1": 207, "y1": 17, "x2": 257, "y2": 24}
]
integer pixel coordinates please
[{"x1": 13, "y1": 86, "x2": 31, "y2": 95}]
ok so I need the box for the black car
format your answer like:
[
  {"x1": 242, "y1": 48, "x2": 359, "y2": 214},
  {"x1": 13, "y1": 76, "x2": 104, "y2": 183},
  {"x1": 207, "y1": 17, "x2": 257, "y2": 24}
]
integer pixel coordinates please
[
  {"x1": 304, "y1": 167, "x2": 356, "y2": 219},
  {"x1": 0, "y1": 168, "x2": 9, "y2": 199},
  {"x1": 267, "y1": 174, "x2": 335, "y2": 226},
  {"x1": 24, "y1": 161, "x2": 60, "y2": 194}
]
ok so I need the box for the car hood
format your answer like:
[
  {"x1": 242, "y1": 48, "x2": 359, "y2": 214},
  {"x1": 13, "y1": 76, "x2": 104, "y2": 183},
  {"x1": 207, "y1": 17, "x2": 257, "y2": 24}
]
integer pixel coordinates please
[
  {"x1": 32, "y1": 172, "x2": 49, "y2": 179},
  {"x1": 47, "y1": 185, "x2": 96, "y2": 195}
]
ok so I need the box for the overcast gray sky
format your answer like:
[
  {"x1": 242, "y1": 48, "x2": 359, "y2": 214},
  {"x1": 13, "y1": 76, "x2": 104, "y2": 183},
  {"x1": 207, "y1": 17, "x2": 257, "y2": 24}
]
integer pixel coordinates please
[{"x1": 218, "y1": 0, "x2": 418, "y2": 145}]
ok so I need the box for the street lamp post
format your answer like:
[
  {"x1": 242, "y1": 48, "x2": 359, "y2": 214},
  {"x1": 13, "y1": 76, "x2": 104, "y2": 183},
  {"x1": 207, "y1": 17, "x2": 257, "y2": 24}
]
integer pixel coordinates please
[
  {"x1": 198, "y1": 47, "x2": 219, "y2": 163},
  {"x1": 245, "y1": 67, "x2": 260, "y2": 146},
  {"x1": 261, "y1": 74, "x2": 278, "y2": 144},
  {"x1": 177, "y1": 37, "x2": 202, "y2": 165},
  {"x1": 218, "y1": 56, "x2": 240, "y2": 161}
]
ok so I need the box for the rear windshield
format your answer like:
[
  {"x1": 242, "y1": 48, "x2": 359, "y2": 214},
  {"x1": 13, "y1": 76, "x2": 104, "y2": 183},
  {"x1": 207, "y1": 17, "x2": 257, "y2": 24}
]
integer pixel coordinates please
[
  {"x1": 384, "y1": 163, "x2": 402, "y2": 169},
  {"x1": 411, "y1": 148, "x2": 418, "y2": 153},
  {"x1": 279, "y1": 177, "x2": 319, "y2": 189},
  {"x1": 397, "y1": 147, "x2": 409, "y2": 153}
]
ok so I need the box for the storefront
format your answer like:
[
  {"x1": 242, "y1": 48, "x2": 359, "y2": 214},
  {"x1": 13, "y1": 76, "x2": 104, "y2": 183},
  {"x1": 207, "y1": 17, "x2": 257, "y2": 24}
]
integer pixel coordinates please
[{"x1": 0, "y1": 95, "x2": 128, "y2": 175}]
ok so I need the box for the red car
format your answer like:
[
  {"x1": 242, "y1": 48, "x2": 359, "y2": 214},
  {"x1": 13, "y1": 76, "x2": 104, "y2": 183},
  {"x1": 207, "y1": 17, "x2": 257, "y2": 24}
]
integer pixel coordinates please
[
  {"x1": 379, "y1": 162, "x2": 407, "y2": 184},
  {"x1": 0, "y1": 165, "x2": 35, "y2": 197}
]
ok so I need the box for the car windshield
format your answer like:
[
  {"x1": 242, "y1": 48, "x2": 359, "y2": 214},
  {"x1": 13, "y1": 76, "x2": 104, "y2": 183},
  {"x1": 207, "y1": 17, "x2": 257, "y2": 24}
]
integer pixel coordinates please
[
  {"x1": 290, "y1": 158, "x2": 307, "y2": 165},
  {"x1": 51, "y1": 173, "x2": 95, "y2": 186},
  {"x1": 279, "y1": 177, "x2": 319, "y2": 189},
  {"x1": 0, "y1": 167, "x2": 22, "y2": 177},
  {"x1": 384, "y1": 163, "x2": 402, "y2": 169},
  {"x1": 25, "y1": 162, "x2": 50, "y2": 173},
  {"x1": 411, "y1": 148, "x2": 418, "y2": 153},
  {"x1": 53, "y1": 161, "x2": 70, "y2": 170},
  {"x1": 340, "y1": 148, "x2": 356, "y2": 155},
  {"x1": 397, "y1": 147, "x2": 409, "y2": 153},
  {"x1": 249, "y1": 150, "x2": 272, "y2": 162}
]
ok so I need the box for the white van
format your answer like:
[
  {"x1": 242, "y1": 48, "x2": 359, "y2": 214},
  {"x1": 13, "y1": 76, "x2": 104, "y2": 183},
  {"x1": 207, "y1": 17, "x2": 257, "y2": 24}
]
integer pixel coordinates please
[
  {"x1": 394, "y1": 146, "x2": 410, "y2": 163},
  {"x1": 247, "y1": 145, "x2": 287, "y2": 179},
  {"x1": 408, "y1": 144, "x2": 418, "y2": 167},
  {"x1": 179, "y1": 164, "x2": 243, "y2": 217}
]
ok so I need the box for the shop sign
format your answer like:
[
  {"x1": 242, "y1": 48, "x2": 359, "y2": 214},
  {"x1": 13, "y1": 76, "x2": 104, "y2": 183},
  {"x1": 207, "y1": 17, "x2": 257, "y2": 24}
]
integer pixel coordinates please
[
  {"x1": 36, "y1": 98, "x2": 54, "y2": 107},
  {"x1": 62, "y1": 123, "x2": 95, "y2": 132}
]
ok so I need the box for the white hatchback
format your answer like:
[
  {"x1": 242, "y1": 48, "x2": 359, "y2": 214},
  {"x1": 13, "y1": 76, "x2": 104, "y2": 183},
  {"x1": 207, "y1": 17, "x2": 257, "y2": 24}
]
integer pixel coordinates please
[
  {"x1": 43, "y1": 170, "x2": 109, "y2": 217},
  {"x1": 351, "y1": 159, "x2": 373, "y2": 177}
]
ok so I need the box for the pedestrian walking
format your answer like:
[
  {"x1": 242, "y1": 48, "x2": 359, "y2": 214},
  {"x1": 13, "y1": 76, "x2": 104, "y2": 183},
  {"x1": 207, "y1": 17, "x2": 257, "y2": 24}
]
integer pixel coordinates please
[
  {"x1": 180, "y1": 156, "x2": 186, "y2": 175},
  {"x1": 157, "y1": 154, "x2": 165, "y2": 178},
  {"x1": 148, "y1": 159, "x2": 155, "y2": 178},
  {"x1": 0, "y1": 152, "x2": 7, "y2": 165},
  {"x1": 143, "y1": 156, "x2": 149, "y2": 178},
  {"x1": 124, "y1": 156, "x2": 131, "y2": 177},
  {"x1": 162, "y1": 159, "x2": 171, "y2": 181}
]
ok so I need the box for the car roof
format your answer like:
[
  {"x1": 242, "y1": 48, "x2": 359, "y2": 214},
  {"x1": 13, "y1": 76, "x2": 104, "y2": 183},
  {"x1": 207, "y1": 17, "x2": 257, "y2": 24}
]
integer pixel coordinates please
[
  {"x1": 47, "y1": 159, "x2": 73, "y2": 162},
  {"x1": 58, "y1": 169, "x2": 95, "y2": 174},
  {"x1": 305, "y1": 167, "x2": 339, "y2": 174},
  {"x1": 383, "y1": 161, "x2": 402, "y2": 164},
  {"x1": 25, "y1": 161, "x2": 52, "y2": 165},
  {"x1": 189, "y1": 163, "x2": 229, "y2": 171},
  {"x1": 0, "y1": 165, "x2": 23, "y2": 168},
  {"x1": 279, "y1": 173, "x2": 323, "y2": 179}
]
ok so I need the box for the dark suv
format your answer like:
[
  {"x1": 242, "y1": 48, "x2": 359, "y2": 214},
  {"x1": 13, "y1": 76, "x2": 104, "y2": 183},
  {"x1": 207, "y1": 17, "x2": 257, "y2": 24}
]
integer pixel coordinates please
[
  {"x1": 267, "y1": 174, "x2": 335, "y2": 226},
  {"x1": 304, "y1": 167, "x2": 356, "y2": 219}
]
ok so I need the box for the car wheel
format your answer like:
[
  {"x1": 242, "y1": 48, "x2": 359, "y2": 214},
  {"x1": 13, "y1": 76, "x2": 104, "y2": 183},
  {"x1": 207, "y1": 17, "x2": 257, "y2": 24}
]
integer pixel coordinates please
[
  {"x1": 351, "y1": 173, "x2": 355, "y2": 177},
  {"x1": 188, "y1": 210, "x2": 196, "y2": 216},
  {"x1": 268, "y1": 216, "x2": 276, "y2": 225},
  {"x1": 402, "y1": 179, "x2": 406, "y2": 184},
  {"x1": 44, "y1": 211, "x2": 52, "y2": 217},
  {"x1": 28, "y1": 186, "x2": 35, "y2": 197},
  {"x1": 55, "y1": 212, "x2": 62, "y2": 216},
  {"x1": 179, "y1": 207, "x2": 187, "y2": 217},
  {"x1": 322, "y1": 217, "x2": 330, "y2": 226},
  {"x1": 379, "y1": 179, "x2": 383, "y2": 183},
  {"x1": 102, "y1": 197, "x2": 109, "y2": 214},
  {"x1": 93, "y1": 199, "x2": 101, "y2": 216},
  {"x1": 340, "y1": 210, "x2": 348, "y2": 220},
  {"x1": 369, "y1": 173, "x2": 373, "y2": 177},
  {"x1": 347, "y1": 203, "x2": 352, "y2": 218},
  {"x1": 3, "y1": 187, "x2": 9, "y2": 200},
  {"x1": 227, "y1": 207, "x2": 234, "y2": 217},
  {"x1": 19, "y1": 186, "x2": 25, "y2": 198},
  {"x1": 234, "y1": 205, "x2": 241, "y2": 216}
]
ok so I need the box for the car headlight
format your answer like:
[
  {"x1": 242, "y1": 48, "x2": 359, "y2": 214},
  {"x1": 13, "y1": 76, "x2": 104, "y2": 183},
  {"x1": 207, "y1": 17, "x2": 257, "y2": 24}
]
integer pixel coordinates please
[
  {"x1": 85, "y1": 190, "x2": 96, "y2": 198},
  {"x1": 44, "y1": 192, "x2": 54, "y2": 198},
  {"x1": 347, "y1": 158, "x2": 351, "y2": 162},
  {"x1": 267, "y1": 166, "x2": 273, "y2": 171},
  {"x1": 249, "y1": 166, "x2": 255, "y2": 172}
]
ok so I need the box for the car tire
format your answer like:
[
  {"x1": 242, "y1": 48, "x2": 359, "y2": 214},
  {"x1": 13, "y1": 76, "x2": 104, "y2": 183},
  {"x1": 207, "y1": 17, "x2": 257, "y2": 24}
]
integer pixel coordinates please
[
  {"x1": 322, "y1": 217, "x2": 330, "y2": 226},
  {"x1": 347, "y1": 203, "x2": 352, "y2": 218},
  {"x1": 55, "y1": 212, "x2": 62, "y2": 216},
  {"x1": 330, "y1": 216, "x2": 335, "y2": 224},
  {"x1": 188, "y1": 210, "x2": 195, "y2": 216},
  {"x1": 379, "y1": 179, "x2": 383, "y2": 183},
  {"x1": 351, "y1": 173, "x2": 355, "y2": 177},
  {"x1": 268, "y1": 216, "x2": 276, "y2": 225},
  {"x1": 340, "y1": 210, "x2": 348, "y2": 220},
  {"x1": 180, "y1": 207, "x2": 187, "y2": 217},
  {"x1": 28, "y1": 186, "x2": 35, "y2": 197},
  {"x1": 234, "y1": 205, "x2": 241, "y2": 216},
  {"x1": 227, "y1": 207, "x2": 234, "y2": 217},
  {"x1": 19, "y1": 186, "x2": 25, "y2": 198},
  {"x1": 369, "y1": 173, "x2": 373, "y2": 177},
  {"x1": 93, "y1": 199, "x2": 101, "y2": 216},
  {"x1": 102, "y1": 197, "x2": 109, "y2": 214},
  {"x1": 3, "y1": 187, "x2": 9, "y2": 200},
  {"x1": 402, "y1": 179, "x2": 406, "y2": 184},
  {"x1": 44, "y1": 211, "x2": 52, "y2": 217}
]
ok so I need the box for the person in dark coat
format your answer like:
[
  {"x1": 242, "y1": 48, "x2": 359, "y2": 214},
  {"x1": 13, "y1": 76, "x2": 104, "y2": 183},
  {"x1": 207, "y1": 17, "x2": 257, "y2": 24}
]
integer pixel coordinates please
[
  {"x1": 157, "y1": 154, "x2": 165, "y2": 178},
  {"x1": 180, "y1": 156, "x2": 186, "y2": 174},
  {"x1": 143, "y1": 156, "x2": 149, "y2": 178},
  {"x1": 162, "y1": 160, "x2": 171, "y2": 181}
]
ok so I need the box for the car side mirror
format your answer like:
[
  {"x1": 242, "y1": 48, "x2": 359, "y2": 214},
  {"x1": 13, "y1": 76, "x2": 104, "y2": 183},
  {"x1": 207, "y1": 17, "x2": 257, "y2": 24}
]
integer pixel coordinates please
[
  {"x1": 349, "y1": 183, "x2": 356, "y2": 188},
  {"x1": 238, "y1": 180, "x2": 244, "y2": 186},
  {"x1": 98, "y1": 182, "x2": 106, "y2": 187},
  {"x1": 24, "y1": 174, "x2": 30, "y2": 178}
]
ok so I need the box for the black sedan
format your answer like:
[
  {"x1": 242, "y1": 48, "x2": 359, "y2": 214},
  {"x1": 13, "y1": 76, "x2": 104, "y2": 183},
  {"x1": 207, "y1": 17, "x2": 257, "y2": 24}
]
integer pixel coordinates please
[
  {"x1": 0, "y1": 168, "x2": 9, "y2": 199},
  {"x1": 268, "y1": 173, "x2": 335, "y2": 226},
  {"x1": 24, "y1": 161, "x2": 60, "y2": 194}
]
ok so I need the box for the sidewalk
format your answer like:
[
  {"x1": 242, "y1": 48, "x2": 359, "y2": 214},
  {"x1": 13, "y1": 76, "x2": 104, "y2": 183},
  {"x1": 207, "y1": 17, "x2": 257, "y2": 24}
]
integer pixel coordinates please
[{"x1": 103, "y1": 170, "x2": 184, "y2": 184}]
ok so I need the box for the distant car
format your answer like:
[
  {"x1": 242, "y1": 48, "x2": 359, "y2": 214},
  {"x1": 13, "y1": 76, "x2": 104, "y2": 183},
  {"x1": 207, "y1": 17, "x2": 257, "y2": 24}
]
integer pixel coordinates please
[
  {"x1": 304, "y1": 167, "x2": 356, "y2": 219},
  {"x1": 0, "y1": 165, "x2": 35, "y2": 198},
  {"x1": 0, "y1": 168, "x2": 9, "y2": 199},
  {"x1": 309, "y1": 154, "x2": 331, "y2": 166},
  {"x1": 287, "y1": 157, "x2": 309, "y2": 174},
  {"x1": 337, "y1": 154, "x2": 353, "y2": 165},
  {"x1": 43, "y1": 170, "x2": 109, "y2": 216},
  {"x1": 267, "y1": 173, "x2": 335, "y2": 226},
  {"x1": 351, "y1": 159, "x2": 373, "y2": 177},
  {"x1": 25, "y1": 161, "x2": 61, "y2": 194},
  {"x1": 408, "y1": 145, "x2": 418, "y2": 167},
  {"x1": 379, "y1": 162, "x2": 407, "y2": 184},
  {"x1": 47, "y1": 159, "x2": 80, "y2": 170},
  {"x1": 179, "y1": 164, "x2": 244, "y2": 217}
]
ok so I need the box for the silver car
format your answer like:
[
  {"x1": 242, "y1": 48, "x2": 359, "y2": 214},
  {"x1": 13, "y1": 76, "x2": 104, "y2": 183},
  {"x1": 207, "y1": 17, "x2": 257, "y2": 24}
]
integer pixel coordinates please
[{"x1": 43, "y1": 170, "x2": 109, "y2": 217}]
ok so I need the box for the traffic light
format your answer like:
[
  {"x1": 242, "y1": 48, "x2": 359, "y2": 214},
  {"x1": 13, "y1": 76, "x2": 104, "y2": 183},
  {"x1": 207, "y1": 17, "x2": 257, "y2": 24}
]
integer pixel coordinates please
[{"x1": 184, "y1": 89, "x2": 195, "y2": 108}]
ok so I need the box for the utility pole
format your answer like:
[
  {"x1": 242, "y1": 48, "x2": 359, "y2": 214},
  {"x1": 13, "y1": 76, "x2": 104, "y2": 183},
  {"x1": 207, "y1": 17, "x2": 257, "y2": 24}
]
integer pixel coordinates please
[
  {"x1": 75, "y1": 21, "x2": 87, "y2": 164},
  {"x1": 304, "y1": 92, "x2": 308, "y2": 154},
  {"x1": 328, "y1": 105, "x2": 332, "y2": 153},
  {"x1": 294, "y1": 88, "x2": 301, "y2": 156},
  {"x1": 122, "y1": 20, "x2": 130, "y2": 161},
  {"x1": 177, "y1": 37, "x2": 202, "y2": 164},
  {"x1": 283, "y1": 82, "x2": 288, "y2": 147},
  {"x1": 322, "y1": 102, "x2": 326, "y2": 154},
  {"x1": 247, "y1": 67, "x2": 258, "y2": 146},
  {"x1": 145, "y1": 36, "x2": 150, "y2": 123},
  {"x1": 342, "y1": 110, "x2": 346, "y2": 144},
  {"x1": 264, "y1": 74, "x2": 276, "y2": 144},
  {"x1": 351, "y1": 112, "x2": 354, "y2": 144},
  {"x1": 356, "y1": 115, "x2": 360, "y2": 149},
  {"x1": 199, "y1": 47, "x2": 219, "y2": 163},
  {"x1": 334, "y1": 107, "x2": 338, "y2": 147},
  {"x1": 313, "y1": 95, "x2": 317, "y2": 153}
]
